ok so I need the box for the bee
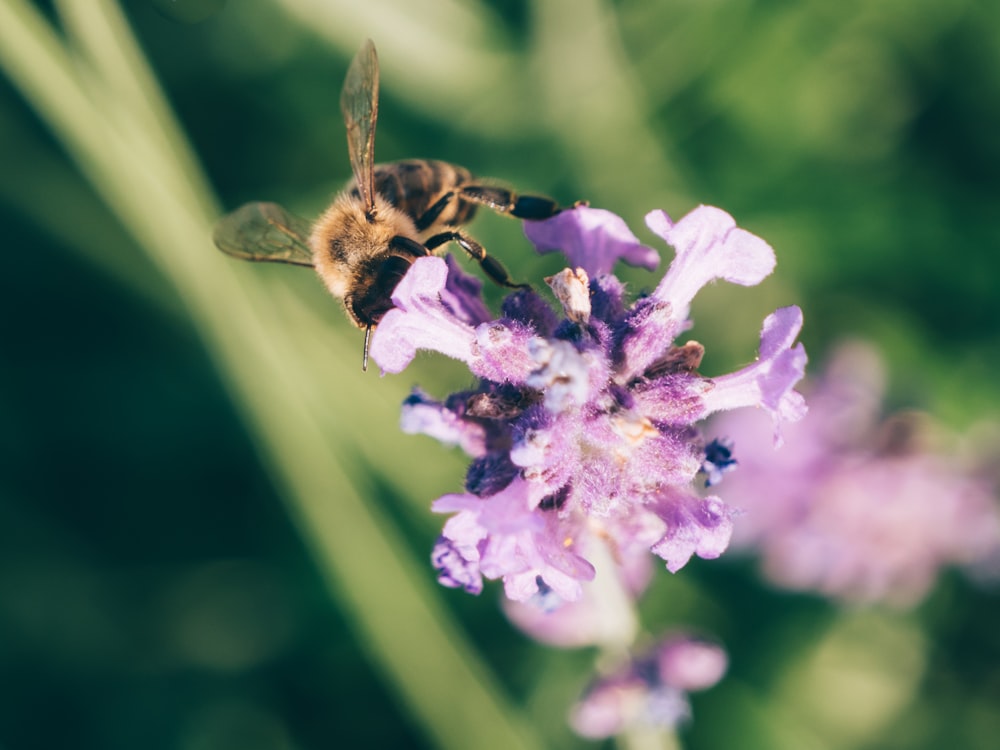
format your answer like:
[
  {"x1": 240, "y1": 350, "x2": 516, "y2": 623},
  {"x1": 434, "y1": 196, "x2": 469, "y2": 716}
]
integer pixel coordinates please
[{"x1": 213, "y1": 39, "x2": 565, "y2": 369}]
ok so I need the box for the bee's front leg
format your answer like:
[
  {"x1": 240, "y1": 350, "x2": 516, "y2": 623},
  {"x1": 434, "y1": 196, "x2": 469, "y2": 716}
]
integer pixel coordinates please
[{"x1": 424, "y1": 231, "x2": 529, "y2": 290}]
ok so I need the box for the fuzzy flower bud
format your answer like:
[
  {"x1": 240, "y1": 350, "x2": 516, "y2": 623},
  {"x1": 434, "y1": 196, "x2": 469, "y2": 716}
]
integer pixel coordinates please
[{"x1": 569, "y1": 634, "x2": 728, "y2": 739}]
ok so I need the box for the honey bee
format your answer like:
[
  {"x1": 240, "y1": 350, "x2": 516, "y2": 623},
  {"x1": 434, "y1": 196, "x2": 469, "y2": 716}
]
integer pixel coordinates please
[{"x1": 213, "y1": 39, "x2": 565, "y2": 369}]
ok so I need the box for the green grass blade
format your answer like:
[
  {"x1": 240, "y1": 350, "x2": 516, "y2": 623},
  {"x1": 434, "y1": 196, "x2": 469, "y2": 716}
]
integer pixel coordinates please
[{"x1": 0, "y1": 1, "x2": 543, "y2": 748}]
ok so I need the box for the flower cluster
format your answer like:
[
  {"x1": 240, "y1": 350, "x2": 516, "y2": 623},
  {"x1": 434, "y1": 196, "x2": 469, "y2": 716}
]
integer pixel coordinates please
[
  {"x1": 711, "y1": 341, "x2": 1000, "y2": 607},
  {"x1": 369, "y1": 204, "x2": 807, "y2": 605},
  {"x1": 569, "y1": 634, "x2": 728, "y2": 739}
]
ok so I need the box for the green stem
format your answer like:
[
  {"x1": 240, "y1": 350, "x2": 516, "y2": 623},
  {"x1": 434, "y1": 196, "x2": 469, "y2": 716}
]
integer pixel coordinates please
[
  {"x1": 616, "y1": 726, "x2": 682, "y2": 750},
  {"x1": 588, "y1": 541, "x2": 683, "y2": 750}
]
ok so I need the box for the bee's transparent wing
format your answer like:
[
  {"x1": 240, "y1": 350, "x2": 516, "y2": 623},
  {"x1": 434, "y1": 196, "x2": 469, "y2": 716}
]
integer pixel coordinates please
[
  {"x1": 340, "y1": 39, "x2": 379, "y2": 215},
  {"x1": 213, "y1": 202, "x2": 314, "y2": 266}
]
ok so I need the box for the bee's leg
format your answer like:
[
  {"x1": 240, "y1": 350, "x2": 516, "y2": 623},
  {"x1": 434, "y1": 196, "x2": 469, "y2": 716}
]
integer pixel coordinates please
[
  {"x1": 389, "y1": 235, "x2": 431, "y2": 258},
  {"x1": 414, "y1": 191, "x2": 456, "y2": 232},
  {"x1": 425, "y1": 231, "x2": 529, "y2": 290},
  {"x1": 458, "y1": 185, "x2": 562, "y2": 220}
]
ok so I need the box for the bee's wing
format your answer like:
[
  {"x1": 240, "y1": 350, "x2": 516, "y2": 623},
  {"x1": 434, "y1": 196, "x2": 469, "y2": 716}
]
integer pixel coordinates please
[
  {"x1": 213, "y1": 202, "x2": 314, "y2": 267},
  {"x1": 340, "y1": 39, "x2": 379, "y2": 215}
]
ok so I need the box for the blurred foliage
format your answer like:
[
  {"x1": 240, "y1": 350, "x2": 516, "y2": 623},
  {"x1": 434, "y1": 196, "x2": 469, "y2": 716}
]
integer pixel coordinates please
[{"x1": 1, "y1": 1, "x2": 999, "y2": 749}]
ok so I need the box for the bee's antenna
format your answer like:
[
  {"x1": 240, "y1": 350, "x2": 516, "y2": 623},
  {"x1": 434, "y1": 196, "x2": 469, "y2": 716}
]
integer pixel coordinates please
[{"x1": 362, "y1": 324, "x2": 373, "y2": 372}]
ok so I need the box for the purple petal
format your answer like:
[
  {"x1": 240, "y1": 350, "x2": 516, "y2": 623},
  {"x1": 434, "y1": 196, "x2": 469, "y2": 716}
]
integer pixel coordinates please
[
  {"x1": 441, "y1": 254, "x2": 493, "y2": 325},
  {"x1": 465, "y1": 452, "x2": 520, "y2": 496},
  {"x1": 614, "y1": 298, "x2": 682, "y2": 382},
  {"x1": 570, "y1": 675, "x2": 649, "y2": 739},
  {"x1": 431, "y1": 536, "x2": 484, "y2": 594},
  {"x1": 700, "y1": 306, "x2": 808, "y2": 444},
  {"x1": 400, "y1": 388, "x2": 487, "y2": 456},
  {"x1": 649, "y1": 492, "x2": 735, "y2": 572},
  {"x1": 524, "y1": 206, "x2": 660, "y2": 277},
  {"x1": 633, "y1": 373, "x2": 713, "y2": 426},
  {"x1": 501, "y1": 547, "x2": 594, "y2": 603},
  {"x1": 590, "y1": 274, "x2": 628, "y2": 328},
  {"x1": 655, "y1": 637, "x2": 728, "y2": 691},
  {"x1": 369, "y1": 257, "x2": 478, "y2": 373},
  {"x1": 432, "y1": 479, "x2": 595, "y2": 602},
  {"x1": 502, "y1": 542, "x2": 653, "y2": 647},
  {"x1": 370, "y1": 256, "x2": 539, "y2": 382},
  {"x1": 647, "y1": 206, "x2": 776, "y2": 323},
  {"x1": 628, "y1": 427, "x2": 704, "y2": 488},
  {"x1": 501, "y1": 288, "x2": 560, "y2": 336},
  {"x1": 431, "y1": 506, "x2": 488, "y2": 594}
]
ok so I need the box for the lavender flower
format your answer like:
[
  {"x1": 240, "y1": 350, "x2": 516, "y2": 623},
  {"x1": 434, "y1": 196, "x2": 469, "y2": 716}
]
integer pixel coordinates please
[
  {"x1": 371, "y1": 204, "x2": 807, "y2": 603},
  {"x1": 569, "y1": 634, "x2": 728, "y2": 739},
  {"x1": 711, "y1": 341, "x2": 1000, "y2": 607}
]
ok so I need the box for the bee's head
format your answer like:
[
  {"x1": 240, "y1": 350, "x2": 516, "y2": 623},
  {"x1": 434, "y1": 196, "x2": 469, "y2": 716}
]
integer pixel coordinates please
[{"x1": 345, "y1": 254, "x2": 413, "y2": 328}]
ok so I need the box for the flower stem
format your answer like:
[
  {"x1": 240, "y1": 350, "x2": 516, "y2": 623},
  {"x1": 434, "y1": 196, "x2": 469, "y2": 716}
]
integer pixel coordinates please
[
  {"x1": 616, "y1": 725, "x2": 682, "y2": 750},
  {"x1": 589, "y1": 540, "x2": 683, "y2": 750},
  {"x1": 588, "y1": 537, "x2": 641, "y2": 656}
]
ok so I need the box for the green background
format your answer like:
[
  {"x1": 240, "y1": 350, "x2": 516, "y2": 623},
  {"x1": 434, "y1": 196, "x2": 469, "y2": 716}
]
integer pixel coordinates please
[{"x1": 2, "y1": 1, "x2": 999, "y2": 748}]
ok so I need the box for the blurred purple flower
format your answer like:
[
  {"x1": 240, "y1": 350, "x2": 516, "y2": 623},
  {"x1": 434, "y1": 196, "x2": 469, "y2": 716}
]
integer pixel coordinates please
[
  {"x1": 569, "y1": 634, "x2": 728, "y2": 739},
  {"x1": 371, "y1": 204, "x2": 807, "y2": 603},
  {"x1": 711, "y1": 341, "x2": 1000, "y2": 607}
]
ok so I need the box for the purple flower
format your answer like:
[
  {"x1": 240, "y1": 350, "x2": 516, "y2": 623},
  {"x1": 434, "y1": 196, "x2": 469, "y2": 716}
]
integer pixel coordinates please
[
  {"x1": 569, "y1": 634, "x2": 727, "y2": 739},
  {"x1": 711, "y1": 341, "x2": 1000, "y2": 607},
  {"x1": 370, "y1": 204, "x2": 807, "y2": 602}
]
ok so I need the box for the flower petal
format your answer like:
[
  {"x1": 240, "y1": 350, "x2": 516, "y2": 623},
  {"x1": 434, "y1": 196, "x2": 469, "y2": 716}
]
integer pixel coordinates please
[
  {"x1": 525, "y1": 205, "x2": 660, "y2": 277},
  {"x1": 369, "y1": 257, "x2": 477, "y2": 373},
  {"x1": 431, "y1": 535, "x2": 484, "y2": 594},
  {"x1": 699, "y1": 306, "x2": 808, "y2": 445},
  {"x1": 614, "y1": 298, "x2": 682, "y2": 382},
  {"x1": 370, "y1": 256, "x2": 539, "y2": 382},
  {"x1": 501, "y1": 288, "x2": 560, "y2": 336},
  {"x1": 649, "y1": 492, "x2": 735, "y2": 572},
  {"x1": 441, "y1": 253, "x2": 493, "y2": 325},
  {"x1": 432, "y1": 479, "x2": 595, "y2": 602},
  {"x1": 655, "y1": 637, "x2": 728, "y2": 692},
  {"x1": 647, "y1": 206, "x2": 776, "y2": 323},
  {"x1": 400, "y1": 388, "x2": 487, "y2": 456}
]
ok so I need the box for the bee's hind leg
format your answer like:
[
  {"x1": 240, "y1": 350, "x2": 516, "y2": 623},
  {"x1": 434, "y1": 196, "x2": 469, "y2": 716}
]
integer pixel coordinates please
[
  {"x1": 458, "y1": 185, "x2": 562, "y2": 220},
  {"x1": 424, "y1": 231, "x2": 529, "y2": 290}
]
